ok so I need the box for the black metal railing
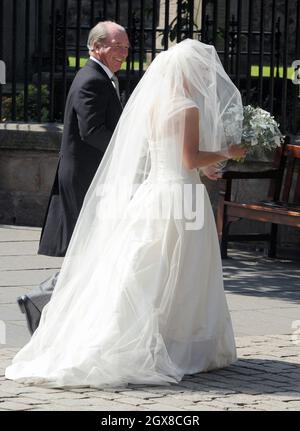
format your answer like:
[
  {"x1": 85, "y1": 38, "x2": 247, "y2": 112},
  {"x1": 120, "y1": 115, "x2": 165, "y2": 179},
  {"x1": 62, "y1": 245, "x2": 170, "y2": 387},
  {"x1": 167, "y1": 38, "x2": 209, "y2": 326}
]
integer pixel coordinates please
[
  {"x1": 201, "y1": 0, "x2": 300, "y2": 134},
  {"x1": 0, "y1": 0, "x2": 299, "y2": 134},
  {"x1": 0, "y1": 0, "x2": 3, "y2": 120}
]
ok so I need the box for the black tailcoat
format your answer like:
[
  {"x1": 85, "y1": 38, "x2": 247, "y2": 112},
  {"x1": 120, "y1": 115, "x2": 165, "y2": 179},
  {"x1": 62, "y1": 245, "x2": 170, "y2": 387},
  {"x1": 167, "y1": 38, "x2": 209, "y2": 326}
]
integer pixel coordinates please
[{"x1": 38, "y1": 60, "x2": 122, "y2": 256}]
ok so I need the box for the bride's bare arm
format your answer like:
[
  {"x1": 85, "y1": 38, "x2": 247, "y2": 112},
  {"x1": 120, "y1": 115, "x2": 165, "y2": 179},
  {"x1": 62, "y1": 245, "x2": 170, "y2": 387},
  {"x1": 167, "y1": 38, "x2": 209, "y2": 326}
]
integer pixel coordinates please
[{"x1": 182, "y1": 107, "x2": 246, "y2": 170}]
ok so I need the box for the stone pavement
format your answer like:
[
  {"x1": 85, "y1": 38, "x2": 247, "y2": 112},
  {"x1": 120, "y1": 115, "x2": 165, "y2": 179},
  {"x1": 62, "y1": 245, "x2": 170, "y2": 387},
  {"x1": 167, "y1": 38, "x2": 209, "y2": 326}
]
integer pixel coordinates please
[{"x1": 0, "y1": 225, "x2": 299, "y2": 411}]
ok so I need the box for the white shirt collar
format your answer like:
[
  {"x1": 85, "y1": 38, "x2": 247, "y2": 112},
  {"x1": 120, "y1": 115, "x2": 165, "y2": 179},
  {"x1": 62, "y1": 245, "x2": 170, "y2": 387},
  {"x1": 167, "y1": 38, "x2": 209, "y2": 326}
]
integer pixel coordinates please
[{"x1": 89, "y1": 56, "x2": 113, "y2": 80}]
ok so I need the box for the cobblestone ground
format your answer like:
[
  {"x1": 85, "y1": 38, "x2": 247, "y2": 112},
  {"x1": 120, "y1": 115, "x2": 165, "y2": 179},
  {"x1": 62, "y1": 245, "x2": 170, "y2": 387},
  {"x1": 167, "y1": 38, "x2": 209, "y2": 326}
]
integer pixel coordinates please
[
  {"x1": 0, "y1": 226, "x2": 299, "y2": 411},
  {"x1": 0, "y1": 334, "x2": 299, "y2": 411}
]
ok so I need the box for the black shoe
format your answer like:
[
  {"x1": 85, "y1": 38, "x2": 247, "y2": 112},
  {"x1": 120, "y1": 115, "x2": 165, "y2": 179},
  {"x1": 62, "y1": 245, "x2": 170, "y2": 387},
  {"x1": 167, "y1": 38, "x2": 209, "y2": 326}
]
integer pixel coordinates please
[
  {"x1": 17, "y1": 272, "x2": 58, "y2": 336},
  {"x1": 17, "y1": 295, "x2": 41, "y2": 335}
]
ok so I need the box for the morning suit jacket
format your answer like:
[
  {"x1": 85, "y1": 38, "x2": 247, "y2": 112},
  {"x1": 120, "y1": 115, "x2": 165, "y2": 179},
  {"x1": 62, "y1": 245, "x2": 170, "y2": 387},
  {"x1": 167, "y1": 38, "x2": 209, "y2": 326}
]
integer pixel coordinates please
[{"x1": 38, "y1": 59, "x2": 122, "y2": 256}]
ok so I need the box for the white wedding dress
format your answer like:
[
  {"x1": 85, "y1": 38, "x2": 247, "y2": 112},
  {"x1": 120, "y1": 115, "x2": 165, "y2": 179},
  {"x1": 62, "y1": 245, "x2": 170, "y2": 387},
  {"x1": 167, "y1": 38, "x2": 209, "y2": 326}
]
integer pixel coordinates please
[
  {"x1": 5, "y1": 140, "x2": 236, "y2": 388},
  {"x1": 6, "y1": 39, "x2": 241, "y2": 389}
]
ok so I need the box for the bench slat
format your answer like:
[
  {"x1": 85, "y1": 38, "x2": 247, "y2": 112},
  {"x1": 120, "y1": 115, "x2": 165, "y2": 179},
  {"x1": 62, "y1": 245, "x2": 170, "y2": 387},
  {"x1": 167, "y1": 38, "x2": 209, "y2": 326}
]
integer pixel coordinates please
[
  {"x1": 225, "y1": 202, "x2": 300, "y2": 229},
  {"x1": 225, "y1": 201, "x2": 300, "y2": 217}
]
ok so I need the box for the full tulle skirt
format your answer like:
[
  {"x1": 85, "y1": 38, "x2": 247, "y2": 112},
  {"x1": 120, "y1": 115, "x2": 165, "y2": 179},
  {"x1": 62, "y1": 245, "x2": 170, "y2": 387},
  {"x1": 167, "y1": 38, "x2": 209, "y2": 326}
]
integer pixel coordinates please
[{"x1": 5, "y1": 172, "x2": 236, "y2": 389}]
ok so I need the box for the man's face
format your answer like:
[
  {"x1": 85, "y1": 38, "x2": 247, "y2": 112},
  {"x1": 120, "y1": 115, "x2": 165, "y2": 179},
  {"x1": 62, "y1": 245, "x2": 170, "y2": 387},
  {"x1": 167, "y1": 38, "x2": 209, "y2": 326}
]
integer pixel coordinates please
[{"x1": 97, "y1": 30, "x2": 129, "y2": 73}]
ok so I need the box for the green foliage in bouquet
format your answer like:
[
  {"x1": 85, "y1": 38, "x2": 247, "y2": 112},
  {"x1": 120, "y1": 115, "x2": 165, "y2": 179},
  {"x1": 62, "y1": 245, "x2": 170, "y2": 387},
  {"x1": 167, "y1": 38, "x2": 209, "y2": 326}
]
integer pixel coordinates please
[{"x1": 241, "y1": 105, "x2": 285, "y2": 160}]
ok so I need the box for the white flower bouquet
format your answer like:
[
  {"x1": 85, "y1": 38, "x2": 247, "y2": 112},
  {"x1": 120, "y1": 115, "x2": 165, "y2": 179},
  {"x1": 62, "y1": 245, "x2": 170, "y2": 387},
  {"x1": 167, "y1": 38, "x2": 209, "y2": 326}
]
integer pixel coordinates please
[{"x1": 240, "y1": 105, "x2": 285, "y2": 162}]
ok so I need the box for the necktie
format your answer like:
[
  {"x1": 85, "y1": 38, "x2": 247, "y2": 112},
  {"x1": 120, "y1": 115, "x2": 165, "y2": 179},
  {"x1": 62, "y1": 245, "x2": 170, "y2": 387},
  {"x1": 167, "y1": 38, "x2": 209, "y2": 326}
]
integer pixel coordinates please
[{"x1": 111, "y1": 75, "x2": 120, "y2": 101}]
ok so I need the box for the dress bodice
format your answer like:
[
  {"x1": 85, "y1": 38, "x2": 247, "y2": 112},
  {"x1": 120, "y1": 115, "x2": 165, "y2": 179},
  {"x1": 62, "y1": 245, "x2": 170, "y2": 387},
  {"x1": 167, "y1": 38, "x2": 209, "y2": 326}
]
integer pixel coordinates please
[{"x1": 147, "y1": 140, "x2": 199, "y2": 184}]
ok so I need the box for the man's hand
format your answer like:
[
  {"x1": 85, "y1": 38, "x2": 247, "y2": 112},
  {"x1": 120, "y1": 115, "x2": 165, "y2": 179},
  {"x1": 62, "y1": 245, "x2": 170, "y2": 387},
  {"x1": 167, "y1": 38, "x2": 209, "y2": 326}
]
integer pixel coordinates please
[{"x1": 201, "y1": 163, "x2": 222, "y2": 180}]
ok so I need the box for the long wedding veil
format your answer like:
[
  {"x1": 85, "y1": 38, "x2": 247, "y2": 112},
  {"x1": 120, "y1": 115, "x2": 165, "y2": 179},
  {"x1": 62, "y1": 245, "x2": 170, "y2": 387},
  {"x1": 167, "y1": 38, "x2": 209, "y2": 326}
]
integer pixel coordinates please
[
  {"x1": 55, "y1": 38, "x2": 243, "y2": 291},
  {"x1": 9, "y1": 39, "x2": 243, "y2": 379}
]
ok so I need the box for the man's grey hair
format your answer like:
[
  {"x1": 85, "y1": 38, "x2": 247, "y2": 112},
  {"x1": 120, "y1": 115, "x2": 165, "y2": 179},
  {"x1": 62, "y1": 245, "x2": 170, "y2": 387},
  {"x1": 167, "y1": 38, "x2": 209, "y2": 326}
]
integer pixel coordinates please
[{"x1": 87, "y1": 21, "x2": 126, "y2": 52}]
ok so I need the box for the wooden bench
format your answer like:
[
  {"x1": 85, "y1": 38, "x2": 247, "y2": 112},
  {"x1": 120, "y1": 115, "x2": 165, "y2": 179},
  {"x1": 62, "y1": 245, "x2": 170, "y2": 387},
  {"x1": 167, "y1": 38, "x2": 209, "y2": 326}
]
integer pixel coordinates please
[{"x1": 216, "y1": 136, "x2": 300, "y2": 258}]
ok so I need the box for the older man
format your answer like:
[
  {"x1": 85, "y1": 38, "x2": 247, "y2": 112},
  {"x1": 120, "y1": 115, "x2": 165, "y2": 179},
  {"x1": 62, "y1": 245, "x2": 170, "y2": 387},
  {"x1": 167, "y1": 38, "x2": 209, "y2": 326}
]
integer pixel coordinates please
[
  {"x1": 18, "y1": 21, "x2": 129, "y2": 334},
  {"x1": 39, "y1": 21, "x2": 129, "y2": 256}
]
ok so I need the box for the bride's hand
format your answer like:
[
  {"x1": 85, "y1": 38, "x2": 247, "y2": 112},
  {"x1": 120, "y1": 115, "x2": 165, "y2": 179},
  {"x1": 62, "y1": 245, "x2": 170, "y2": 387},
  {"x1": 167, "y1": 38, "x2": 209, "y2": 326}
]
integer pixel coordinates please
[
  {"x1": 227, "y1": 144, "x2": 248, "y2": 160},
  {"x1": 201, "y1": 163, "x2": 222, "y2": 180}
]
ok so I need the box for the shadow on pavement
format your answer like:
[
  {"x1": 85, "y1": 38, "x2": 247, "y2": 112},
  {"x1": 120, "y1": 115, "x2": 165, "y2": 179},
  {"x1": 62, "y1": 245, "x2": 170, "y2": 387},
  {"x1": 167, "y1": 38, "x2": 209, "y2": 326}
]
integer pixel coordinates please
[{"x1": 223, "y1": 248, "x2": 300, "y2": 304}]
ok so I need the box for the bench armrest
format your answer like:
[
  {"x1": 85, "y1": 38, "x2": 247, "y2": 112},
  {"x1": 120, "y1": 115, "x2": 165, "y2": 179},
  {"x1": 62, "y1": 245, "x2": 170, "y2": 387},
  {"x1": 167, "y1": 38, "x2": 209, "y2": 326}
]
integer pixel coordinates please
[{"x1": 220, "y1": 169, "x2": 279, "y2": 180}]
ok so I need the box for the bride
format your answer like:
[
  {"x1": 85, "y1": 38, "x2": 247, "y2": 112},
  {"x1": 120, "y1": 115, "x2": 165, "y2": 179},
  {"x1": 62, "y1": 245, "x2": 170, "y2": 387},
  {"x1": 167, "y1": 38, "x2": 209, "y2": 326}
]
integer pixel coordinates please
[{"x1": 5, "y1": 39, "x2": 246, "y2": 389}]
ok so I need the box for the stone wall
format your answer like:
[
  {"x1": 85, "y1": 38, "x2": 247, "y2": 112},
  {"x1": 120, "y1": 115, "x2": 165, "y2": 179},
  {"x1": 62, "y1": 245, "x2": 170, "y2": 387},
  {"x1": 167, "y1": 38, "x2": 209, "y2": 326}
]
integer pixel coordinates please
[
  {"x1": 0, "y1": 123, "x2": 299, "y2": 254},
  {"x1": 0, "y1": 123, "x2": 62, "y2": 226}
]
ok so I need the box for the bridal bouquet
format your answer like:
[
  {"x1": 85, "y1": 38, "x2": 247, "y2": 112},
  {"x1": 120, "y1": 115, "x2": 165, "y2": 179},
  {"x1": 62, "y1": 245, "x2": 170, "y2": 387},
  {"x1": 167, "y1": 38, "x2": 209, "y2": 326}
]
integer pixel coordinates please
[{"x1": 239, "y1": 105, "x2": 285, "y2": 162}]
